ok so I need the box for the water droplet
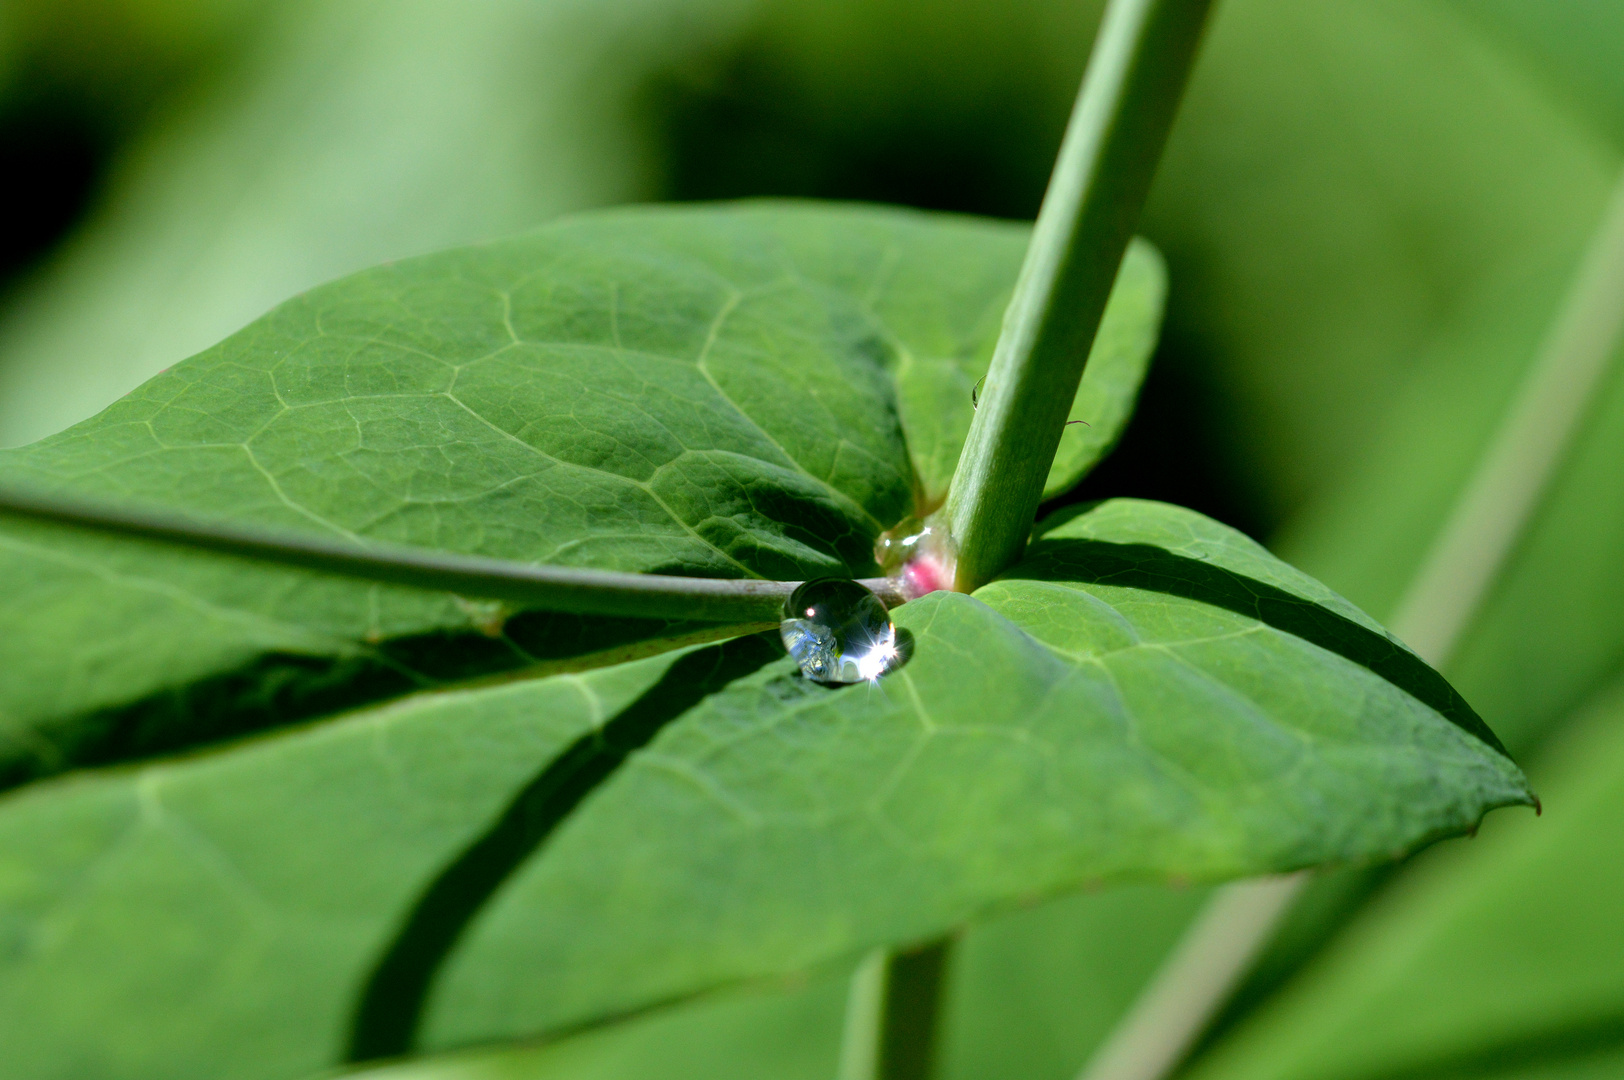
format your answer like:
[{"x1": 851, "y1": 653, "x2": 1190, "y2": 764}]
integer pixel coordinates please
[
  {"x1": 780, "y1": 578, "x2": 901, "y2": 684},
  {"x1": 876, "y1": 516, "x2": 956, "y2": 599}
]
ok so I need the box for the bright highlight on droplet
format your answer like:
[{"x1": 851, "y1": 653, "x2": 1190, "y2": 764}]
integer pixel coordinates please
[{"x1": 780, "y1": 578, "x2": 903, "y2": 685}]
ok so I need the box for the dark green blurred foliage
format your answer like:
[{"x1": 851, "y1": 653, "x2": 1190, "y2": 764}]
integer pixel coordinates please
[
  {"x1": 3, "y1": 2, "x2": 1623, "y2": 1079},
  {"x1": 652, "y1": 1, "x2": 1101, "y2": 217},
  {"x1": 0, "y1": 0, "x2": 260, "y2": 285}
]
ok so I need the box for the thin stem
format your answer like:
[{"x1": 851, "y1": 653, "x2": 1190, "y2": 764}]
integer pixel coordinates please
[
  {"x1": 0, "y1": 486, "x2": 904, "y2": 622},
  {"x1": 1072, "y1": 166, "x2": 1624, "y2": 1080},
  {"x1": 843, "y1": 3, "x2": 1217, "y2": 1069},
  {"x1": 838, "y1": 951, "x2": 890, "y2": 1080},
  {"x1": 1386, "y1": 174, "x2": 1624, "y2": 661},
  {"x1": 837, "y1": 938, "x2": 953, "y2": 1080},
  {"x1": 943, "y1": 0, "x2": 1213, "y2": 592}
]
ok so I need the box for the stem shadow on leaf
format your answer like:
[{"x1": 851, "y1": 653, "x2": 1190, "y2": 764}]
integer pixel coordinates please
[
  {"x1": 1002, "y1": 538, "x2": 1511, "y2": 759},
  {"x1": 345, "y1": 632, "x2": 784, "y2": 1062}
]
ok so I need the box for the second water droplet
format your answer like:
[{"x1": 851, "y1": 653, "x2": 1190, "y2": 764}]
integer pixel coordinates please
[{"x1": 875, "y1": 516, "x2": 956, "y2": 599}]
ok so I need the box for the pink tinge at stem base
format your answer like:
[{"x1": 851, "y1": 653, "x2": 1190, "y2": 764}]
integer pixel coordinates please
[
  {"x1": 875, "y1": 515, "x2": 959, "y2": 600},
  {"x1": 900, "y1": 552, "x2": 954, "y2": 599}
]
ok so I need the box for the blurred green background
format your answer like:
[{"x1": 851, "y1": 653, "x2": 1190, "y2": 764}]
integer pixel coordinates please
[{"x1": 4, "y1": 1, "x2": 1624, "y2": 1078}]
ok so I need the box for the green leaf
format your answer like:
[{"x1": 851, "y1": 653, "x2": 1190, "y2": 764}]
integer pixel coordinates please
[
  {"x1": 2, "y1": 4, "x2": 1605, "y2": 1079},
  {"x1": 336, "y1": 883, "x2": 1212, "y2": 1080},
  {"x1": 0, "y1": 498, "x2": 1528, "y2": 1080},
  {"x1": 1184, "y1": 673, "x2": 1624, "y2": 1080},
  {"x1": 0, "y1": 645, "x2": 690, "y2": 1080},
  {"x1": 0, "y1": 201, "x2": 1165, "y2": 788},
  {"x1": 1022, "y1": 500, "x2": 1509, "y2": 755},
  {"x1": 340, "y1": 967, "x2": 857, "y2": 1080}
]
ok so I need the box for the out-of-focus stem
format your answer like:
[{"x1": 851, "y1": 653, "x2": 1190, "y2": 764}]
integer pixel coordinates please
[
  {"x1": 1073, "y1": 167, "x2": 1624, "y2": 1080},
  {"x1": 1386, "y1": 175, "x2": 1624, "y2": 660},
  {"x1": 1076, "y1": 875, "x2": 1307, "y2": 1080},
  {"x1": 837, "y1": 938, "x2": 953, "y2": 1080}
]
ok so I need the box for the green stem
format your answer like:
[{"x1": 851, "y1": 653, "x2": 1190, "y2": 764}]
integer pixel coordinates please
[
  {"x1": 0, "y1": 486, "x2": 903, "y2": 622},
  {"x1": 846, "y1": 4, "x2": 1218, "y2": 1070},
  {"x1": 943, "y1": 0, "x2": 1212, "y2": 592},
  {"x1": 838, "y1": 950, "x2": 890, "y2": 1080},
  {"x1": 838, "y1": 938, "x2": 954, "y2": 1080}
]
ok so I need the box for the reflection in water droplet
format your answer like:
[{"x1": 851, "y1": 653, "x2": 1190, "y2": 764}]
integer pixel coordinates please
[{"x1": 780, "y1": 578, "x2": 903, "y2": 684}]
